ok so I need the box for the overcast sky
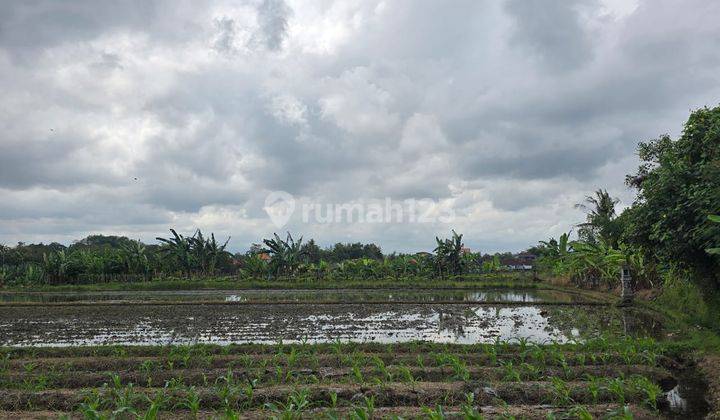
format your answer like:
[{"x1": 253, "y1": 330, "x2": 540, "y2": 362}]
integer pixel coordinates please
[{"x1": 1, "y1": 0, "x2": 719, "y2": 254}]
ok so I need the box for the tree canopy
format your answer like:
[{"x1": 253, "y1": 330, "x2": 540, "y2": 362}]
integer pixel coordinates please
[{"x1": 622, "y1": 105, "x2": 720, "y2": 286}]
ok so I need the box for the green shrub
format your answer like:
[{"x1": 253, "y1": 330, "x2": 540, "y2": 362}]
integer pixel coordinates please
[{"x1": 656, "y1": 271, "x2": 716, "y2": 329}]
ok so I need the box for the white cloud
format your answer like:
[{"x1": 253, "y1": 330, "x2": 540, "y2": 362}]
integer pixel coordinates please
[
  {"x1": 398, "y1": 113, "x2": 447, "y2": 156},
  {"x1": 267, "y1": 94, "x2": 308, "y2": 126},
  {"x1": 1, "y1": 0, "x2": 719, "y2": 253},
  {"x1": 319, "y1": 67, "x2": 401, "y2": 136}
]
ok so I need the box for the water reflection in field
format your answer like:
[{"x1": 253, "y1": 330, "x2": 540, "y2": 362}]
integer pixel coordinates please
[
  {"x1": 0, "y1": 288, "x2": 597, "y2": 304},
  {"x1": 0, "y1": 301, "x2": 665, "y2": 347}
]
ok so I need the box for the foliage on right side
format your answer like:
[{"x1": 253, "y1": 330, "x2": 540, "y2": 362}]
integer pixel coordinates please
[{"x1": 535, "y1": 105, "x2": 720, "y2": 328}]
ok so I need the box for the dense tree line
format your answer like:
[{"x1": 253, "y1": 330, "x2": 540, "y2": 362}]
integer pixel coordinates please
[
  {"x1": 536, "y1": 106, "x2": 720, "y2": 324},
  {"x1": 0, "y1": 229, "x2": 520, "y2": 285}
]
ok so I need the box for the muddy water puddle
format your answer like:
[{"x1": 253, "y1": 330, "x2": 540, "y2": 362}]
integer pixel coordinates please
[
  {"x1": 0, "y1": 302, "x2": 666, "y2": 347},
  {"x1": 0, "y1": 288, "x2": 596, "y2": 304}
]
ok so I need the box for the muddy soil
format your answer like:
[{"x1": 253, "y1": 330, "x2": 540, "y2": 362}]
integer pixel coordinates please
[{"x1": 0, "y1": 303, "x2": 667, "y2": 347}]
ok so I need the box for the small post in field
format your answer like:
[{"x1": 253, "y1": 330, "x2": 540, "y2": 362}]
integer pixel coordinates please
[{"x1": 618, "y1": 264, "x2": 634, "y2": 306}]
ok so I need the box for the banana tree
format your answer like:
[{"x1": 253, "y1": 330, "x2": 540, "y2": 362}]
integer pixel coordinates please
[
  {"x1": 206, "y1": 233, "x2": 231, "y2": 275},
  {"x1": 539, "y1": 232, "x2": 573, "y2": 276},
  {"x1": 189, "y1": 231, "x2": 230, "y2": 275},
  {"x1": 263, "y1": 232, "x2": 305, "y2": 278},
  {"x1": 346, "y1": 258, "x2": 379, "y2": 279},
  {"x1": 434, "y1": 230, "x2": 464, "y2": 278},
  {"x1": 305, "y1": 260, "x2": 330, "y2": 281},
  {"x1": 388, "y1": 255, "x2": 412, "y2": 280},
  {"x1": 189, "y1": 230, "x2": 209, "y2": 274},
  {"x1": 43, "y1": 250, "x2": 70, "y2": 284},
  {"x1": 26, "y1": 264, "x2": 45, "y2": 284},
  {"x1": 540, "y1": 232, "x2": 571, "y2": 258},
  {"x1": 568, "y1": 240, "x2": 628, "y2": 288},
  {"x1": 71, "y1": 250, "x2": 105, "y2": 276},
  {"x1": 334, "y1": 261, "x2": 350, "y2": 281},
  {"x1": 240, "y1": 253, "x2": 268, "y2": 279},
  {"x1": 120, "y1": 240, "x2": 150, "y2": 277},
  {"x1": 156, "y1": 229, "x2": 194, "y2": 278},
  {"x1": 405, "y1": 257, "x2": 421, "y2": 276}
]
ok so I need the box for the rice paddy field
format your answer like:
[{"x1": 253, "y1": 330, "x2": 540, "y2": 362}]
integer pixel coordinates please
[{"x1": 0, "y1": 284, "x2": 714, "y2": 419}]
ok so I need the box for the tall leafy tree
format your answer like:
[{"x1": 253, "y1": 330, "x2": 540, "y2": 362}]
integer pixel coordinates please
[
  {"x1": 0, "y1": 244, "x2": 9, "y2": 266},
  {"x1": 301, "y1": 239, "x2": 322, "y2": 264},
  {"x1": 624, "y1": 106, "x2": 720, "y2": 289}
]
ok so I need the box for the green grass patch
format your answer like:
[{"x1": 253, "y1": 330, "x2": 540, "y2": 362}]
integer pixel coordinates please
[{"x1": 3, "y1": 273, "x2": 536, "y2": 292}]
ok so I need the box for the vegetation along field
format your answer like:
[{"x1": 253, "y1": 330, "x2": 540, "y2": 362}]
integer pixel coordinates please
[{"x1": 0, "y1": 109, "x2": 719, "y2": 418}]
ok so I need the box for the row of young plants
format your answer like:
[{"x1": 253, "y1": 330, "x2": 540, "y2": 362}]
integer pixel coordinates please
[
  {"x1": 67, "y1": 377, "x2": 656, "y2": 419},
  {"x1": 0, "y1": 350, "x2": 668, "y2": 390},
  {"x1": 0, "y1": 336, "x2": 668, "y2": 361},
  {"x1": 0, "y1": 341, "x2": 667, "y2": 419}
]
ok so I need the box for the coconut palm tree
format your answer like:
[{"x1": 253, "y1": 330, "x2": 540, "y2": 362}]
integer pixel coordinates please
[{"x1": 575, "y1": 189, "x2": 620, "y2": 246}]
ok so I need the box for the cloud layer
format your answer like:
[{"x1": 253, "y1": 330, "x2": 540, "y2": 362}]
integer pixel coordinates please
[{"x1": 1, "y1": 0, "x2": 719, "y2": 253}]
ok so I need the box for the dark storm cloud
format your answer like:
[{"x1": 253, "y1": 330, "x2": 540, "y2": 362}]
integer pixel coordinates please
[
  {"x1": 463, "y1": 144, "x2": 619, "y2": 181},
  {"x1": 0, "y1": 1, "x2": 156, "y2": 55},
  {"x1": 1, "y1": 0, "x2": 719, "y2": 252},
  {"x1": 504, "y1": 0, "x2": 594, "y2": 71},
  {"x1": 0, "y1": 129, "x2": 120, "y2": 190}
]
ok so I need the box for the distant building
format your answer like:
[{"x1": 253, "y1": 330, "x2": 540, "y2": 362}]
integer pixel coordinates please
[
  {"x1": 516, "y1": 253, "x2": 537, "y2": 264},
  {"x1": 501, "y1": 254, "x2": 535, "y2": 270},
  {"x1": 415, "y1": 251, "x2": 433, "y2": 258}
]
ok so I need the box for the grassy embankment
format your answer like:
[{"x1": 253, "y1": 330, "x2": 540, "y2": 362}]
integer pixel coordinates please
[{"x1": 1, "y1": 273, "x2": 539, "y2": 292}]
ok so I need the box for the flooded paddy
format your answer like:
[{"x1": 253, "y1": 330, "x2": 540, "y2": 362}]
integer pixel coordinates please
[
  {"x1": 0, "y1": 288, "x2": 665, "y2": 347},
  {"x1": 0, "y1": 288, "x2": 596, "y2": 304},
  {"x1": 0, "y1": 288, "x2": 708, "y2": 419}
]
